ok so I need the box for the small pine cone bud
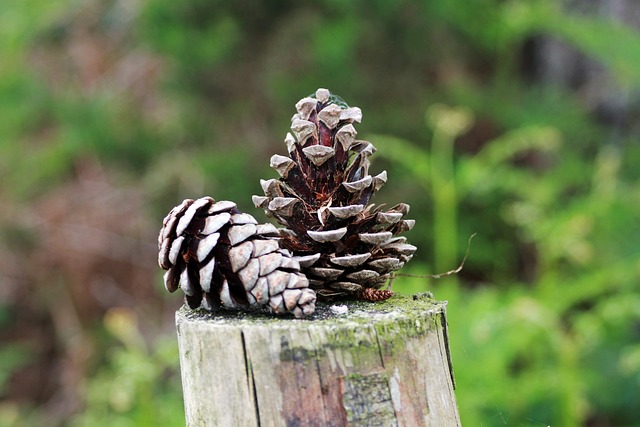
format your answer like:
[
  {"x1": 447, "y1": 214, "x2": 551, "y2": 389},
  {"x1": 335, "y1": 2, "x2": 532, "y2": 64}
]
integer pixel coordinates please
[
  {"x1": 253, "y1": 88, "x2": 417, "y2": 300},
  {"x1": 359, "y1": 288, "x2": 394, "y2": 302},
  {"x1": 158, "y1": 197, "x2": 316, "y2": 318}
]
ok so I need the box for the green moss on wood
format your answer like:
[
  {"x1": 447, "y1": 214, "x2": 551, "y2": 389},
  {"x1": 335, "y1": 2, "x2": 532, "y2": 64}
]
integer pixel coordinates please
[
  {"x1": 177, "y1": 294, "x2": 446, "y2": 326},
  {"x1": 342, "y1": 372, "x2": 396, "y2": 425},
  {"x1": 177, "y1": 295, "x2": 449, "y2": 368}
]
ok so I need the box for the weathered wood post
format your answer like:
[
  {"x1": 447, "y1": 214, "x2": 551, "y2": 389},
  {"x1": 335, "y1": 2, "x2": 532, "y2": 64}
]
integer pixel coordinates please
[{"x1": 176, "y1": 294, "x2": 461, "y2": 426}]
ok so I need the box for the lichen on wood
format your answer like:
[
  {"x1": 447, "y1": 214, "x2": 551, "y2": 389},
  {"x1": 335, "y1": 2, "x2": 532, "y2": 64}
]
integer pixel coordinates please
[{"x1": 176, "y1": 294, "x2": 461, "y2": 426}]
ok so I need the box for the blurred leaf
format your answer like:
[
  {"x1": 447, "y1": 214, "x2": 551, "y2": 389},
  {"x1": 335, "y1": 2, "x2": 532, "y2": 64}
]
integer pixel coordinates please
[{"x1": 544, "y1": 14, "x2": 640, "y2": 87}]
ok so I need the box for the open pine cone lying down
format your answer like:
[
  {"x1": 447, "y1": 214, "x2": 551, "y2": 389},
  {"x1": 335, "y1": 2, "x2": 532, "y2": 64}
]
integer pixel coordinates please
[
  {"x1": 158, "y1": 89, "x2": 416, "y2": 318},
  {"x1": 158, "y1": 197, "x2": 316, "y2": 319}
]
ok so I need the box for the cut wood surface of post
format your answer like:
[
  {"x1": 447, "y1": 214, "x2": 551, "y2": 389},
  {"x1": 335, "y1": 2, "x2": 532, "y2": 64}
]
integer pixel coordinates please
[{"x1": 176, "y1": 294, "x2": 461, "y2": 427}]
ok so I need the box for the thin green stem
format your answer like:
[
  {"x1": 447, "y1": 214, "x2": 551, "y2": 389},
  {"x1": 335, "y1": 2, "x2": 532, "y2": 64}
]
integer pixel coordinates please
[{"x1": 431, "y1": 128, "x2": 458, "y2": 280}]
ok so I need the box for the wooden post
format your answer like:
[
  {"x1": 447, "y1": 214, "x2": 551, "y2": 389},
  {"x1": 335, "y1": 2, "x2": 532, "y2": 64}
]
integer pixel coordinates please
[{"x1": 175, "y1": 294, "x2": 461, "y2": 426}]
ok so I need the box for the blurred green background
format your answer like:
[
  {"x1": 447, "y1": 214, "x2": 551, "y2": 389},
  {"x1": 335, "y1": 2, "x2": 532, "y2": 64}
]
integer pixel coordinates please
[{"x1": 1, "y1": 0, "x2": 639, "y2": 425}]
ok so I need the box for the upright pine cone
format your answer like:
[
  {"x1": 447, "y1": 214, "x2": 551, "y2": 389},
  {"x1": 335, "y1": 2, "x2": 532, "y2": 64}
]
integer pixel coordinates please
[
  {"x1": 158, "y1": 197, "x2": 316, "y2": 318},
  {"x1": 252, "y1": 88, "x2": 416, "y2": 300}
]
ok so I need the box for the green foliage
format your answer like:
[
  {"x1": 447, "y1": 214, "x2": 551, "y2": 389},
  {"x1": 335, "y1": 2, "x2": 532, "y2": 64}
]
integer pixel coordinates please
[
  {"x1": 365, "y1": 3, "x2": 640, "y2": 424},
  {"x1": 382, "y1": 100, "x2": 640, "y2": 425},
  {"x1": 68, "y1": 309, "x2": 184, "y2": 427}
]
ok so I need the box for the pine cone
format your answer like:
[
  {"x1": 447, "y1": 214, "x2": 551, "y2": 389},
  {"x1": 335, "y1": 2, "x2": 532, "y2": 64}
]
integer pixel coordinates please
[
  {"x1": 158, "y1": 197, "x2": 316, "y2": 318},
  {"x1": 252, "y1": 88, "x2": 416, "y2": 300}
]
